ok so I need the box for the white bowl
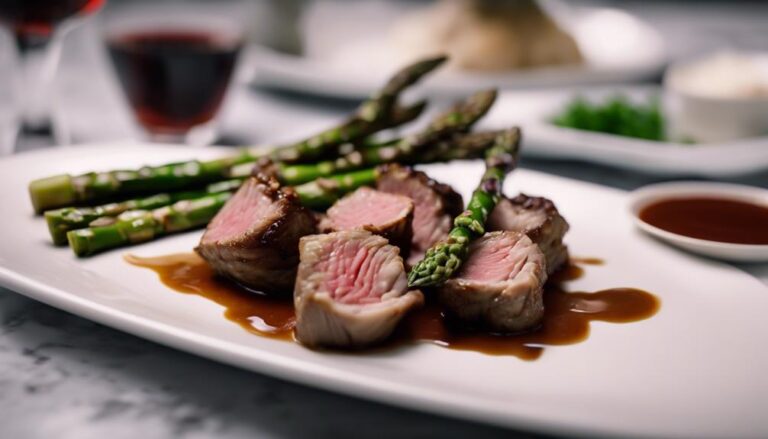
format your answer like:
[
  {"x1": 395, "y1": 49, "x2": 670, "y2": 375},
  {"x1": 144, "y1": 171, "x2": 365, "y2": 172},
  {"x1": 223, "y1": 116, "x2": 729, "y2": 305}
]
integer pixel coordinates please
[
  {"x1": 663, "y1": 52, "x2": 768, "y2": 143},
  {"x1": 629, "y1": 182, "x2": 768, "y2": 262}
]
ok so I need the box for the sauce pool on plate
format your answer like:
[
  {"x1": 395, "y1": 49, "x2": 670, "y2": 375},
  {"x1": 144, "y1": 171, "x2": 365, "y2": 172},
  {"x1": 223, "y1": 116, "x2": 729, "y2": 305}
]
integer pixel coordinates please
[
  {"x1": 126, "y1": 253, "x2": 659, "y2": 360},
  {"x1": 639, "y1": 197, "x2": 768, "y2": 245}
]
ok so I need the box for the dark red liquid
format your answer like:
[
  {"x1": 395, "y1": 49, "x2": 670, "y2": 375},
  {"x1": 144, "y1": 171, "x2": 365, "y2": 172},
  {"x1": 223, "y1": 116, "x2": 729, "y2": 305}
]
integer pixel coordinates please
[
  {"x1": 0, "y1": 0, "x2": 103, "y2": 37},
  {"x1": 108, "y1": 31, "x2": 241, "y2": 134},
  {"x1": 639, "y1": 197, "x2": 768, "y2": 245}
]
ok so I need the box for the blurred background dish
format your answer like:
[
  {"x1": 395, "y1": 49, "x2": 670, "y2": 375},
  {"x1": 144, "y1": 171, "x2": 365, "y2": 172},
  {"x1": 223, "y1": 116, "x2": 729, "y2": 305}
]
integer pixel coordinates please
[
  {"x1": 481, "y1": 85, "x2": 768, "y2": 177},
  {"x1": 245, "y1": 0, "x2": 667, "y2": 98},
  {"x1": 389, "y1": 0, "x2": 584, "y2": 72},
  {"x1": 664, "y1": 51, "x2": 768, "y2": 143}
]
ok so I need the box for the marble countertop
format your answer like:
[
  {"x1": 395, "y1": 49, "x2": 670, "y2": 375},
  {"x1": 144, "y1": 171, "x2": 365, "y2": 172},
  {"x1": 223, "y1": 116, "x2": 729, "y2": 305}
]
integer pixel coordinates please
[{"x1": 2, "y1": 2, "x2": 768, "y2": 438}]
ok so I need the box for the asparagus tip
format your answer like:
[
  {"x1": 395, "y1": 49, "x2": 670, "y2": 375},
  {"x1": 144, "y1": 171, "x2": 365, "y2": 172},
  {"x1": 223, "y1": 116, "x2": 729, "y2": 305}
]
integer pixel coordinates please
[{"x1": 421, "y1": 54, "x2": 449, "y2": 68}]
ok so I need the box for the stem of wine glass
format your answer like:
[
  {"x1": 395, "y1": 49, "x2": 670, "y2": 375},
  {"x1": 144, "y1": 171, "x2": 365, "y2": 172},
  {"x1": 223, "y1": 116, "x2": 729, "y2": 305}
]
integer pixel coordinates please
[{"x1": 14, "y1": 32, "x2": 63, "y2": 136}]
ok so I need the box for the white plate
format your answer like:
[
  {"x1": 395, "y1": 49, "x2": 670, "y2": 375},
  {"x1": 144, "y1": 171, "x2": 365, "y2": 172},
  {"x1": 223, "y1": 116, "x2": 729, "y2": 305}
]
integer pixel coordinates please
[
  {"x1": 1, "y1": 145, "x2": 768, "y2": 438},
  {"x1": 481, "y1": 86, "x2": 768, "y2": 177},
  {"x1": 629, "y1": 182, "x2": 768, "y2": 262},
  {"x1": 246, "y1": 4, "x2": 666, "y2": 98}
]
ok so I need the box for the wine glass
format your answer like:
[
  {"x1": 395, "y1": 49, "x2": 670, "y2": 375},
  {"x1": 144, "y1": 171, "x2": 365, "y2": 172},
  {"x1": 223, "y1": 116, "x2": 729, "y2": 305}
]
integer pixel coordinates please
[
  {"x1": 0, "y1": 0, "x2": 104, "y2": 147},
  {"x1": 101, "y1": 2, "x2": 244, "y2": 146}
]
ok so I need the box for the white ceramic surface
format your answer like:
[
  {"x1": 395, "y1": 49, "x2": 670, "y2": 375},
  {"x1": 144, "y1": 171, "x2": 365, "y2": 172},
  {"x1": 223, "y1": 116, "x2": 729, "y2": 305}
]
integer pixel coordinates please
[
  {"x1": 629, "y1": 182, "x2": 768, "y2": 262},
  {"x1": 246, "y1": 5, "x2": 666, "y2": 97},
  {"x1": 481, "y1": 86, "x2": 768, "y2": 177},
  {"x1": 1, "y1": 145, "x2": 768, "y2": 438}
]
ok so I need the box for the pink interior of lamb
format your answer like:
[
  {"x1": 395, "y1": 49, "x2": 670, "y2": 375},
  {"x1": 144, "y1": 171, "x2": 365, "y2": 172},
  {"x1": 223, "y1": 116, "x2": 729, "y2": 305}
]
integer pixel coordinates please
[
  {"x1": 329, "y1": 189, "x2": 410, "y2": 230},
  {"x1": 318, "y1": 239, "x2": 391, "y2": 305},
  {"x1": 380, "y1": 180, "x2": 444, "y2": 251},
  {"x1": 460, "y1": 234, "x2": 527, "y2": 283},
  {"x1": 202, "y1": 181, "x2": 277, "y2": 243}
]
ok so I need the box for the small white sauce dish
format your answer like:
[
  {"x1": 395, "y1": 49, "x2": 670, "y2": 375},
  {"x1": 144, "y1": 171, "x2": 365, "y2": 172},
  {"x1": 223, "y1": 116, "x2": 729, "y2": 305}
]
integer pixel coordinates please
[
  {"x1": 629, "y1": 182, "x2": 768, "y2": 262},
  {"x1": 664, "y1": 51, "x2": 768, "y2": 143}
]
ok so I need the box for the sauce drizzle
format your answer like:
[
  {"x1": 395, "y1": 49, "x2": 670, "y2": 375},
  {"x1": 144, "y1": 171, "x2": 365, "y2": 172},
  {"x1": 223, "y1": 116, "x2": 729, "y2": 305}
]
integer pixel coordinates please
[{"x1": 127, "y1": 253, "x2": 659, "y2": 360}]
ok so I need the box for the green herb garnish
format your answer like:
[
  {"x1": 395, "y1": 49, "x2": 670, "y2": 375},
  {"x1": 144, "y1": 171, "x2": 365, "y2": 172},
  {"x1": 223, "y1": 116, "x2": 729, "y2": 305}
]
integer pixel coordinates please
[{"x1": 552, "y1": 95, "x2": 665, "y2": 141}]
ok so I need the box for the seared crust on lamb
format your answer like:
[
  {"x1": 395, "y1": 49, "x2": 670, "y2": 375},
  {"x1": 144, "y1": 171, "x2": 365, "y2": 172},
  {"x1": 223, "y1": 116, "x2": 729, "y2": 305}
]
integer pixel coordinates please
[
  {"x1": 488, "y1": 194, "x2": 569, "y2": 274},
  {"x1": 376, "y1": 164, "x2": 463, "y2": 266},
  {"x1": 196, "y1": 175, "x2": 317, "y2": 295}
]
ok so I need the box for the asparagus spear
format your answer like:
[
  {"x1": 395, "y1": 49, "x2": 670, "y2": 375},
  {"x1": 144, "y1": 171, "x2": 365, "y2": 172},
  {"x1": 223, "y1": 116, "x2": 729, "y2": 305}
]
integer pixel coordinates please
[
  {"x1": 28, "y1": 102, "x2": 426, "y2": 215},
  {"x1": 271, "y1": 56, "x2": 446, "y2": 163},
  {"x1": 67, "y1": 192, "x2": 234, "y2": 257},
  {"x1": 63, "y1": 127, "x2": 506, "y2": 258},
  {"x1": 274, "y1": 89, "x2": 497, "y2": 185},
  {"x1": 44, "y1": 178, "x2": 244, "y2": 245},
  {"x1": 420, "y1": 130, "x2": 503, "y2": 162},
  {"x1": 29, "y1": 57, "x2": 443, "y2": 214},
  {"x1": 356, "y1": 56, "x2": 446, "y2": 122},
  {"x1": 293, "y1": 168, "x2": 378, "y2": 210},
  {"x1": 408, "y1": 128, "x2": 522, "y2": 288},
  {"x1": 67, "y1": 168, "x2": 379, "y2": 256},
  {"x1": 29, "y1": 151, "x2": 257, "y2": 214}
]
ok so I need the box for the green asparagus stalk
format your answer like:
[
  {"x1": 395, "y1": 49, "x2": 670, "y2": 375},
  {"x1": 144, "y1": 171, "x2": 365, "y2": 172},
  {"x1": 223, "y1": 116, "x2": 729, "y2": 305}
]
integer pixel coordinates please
[
  {"x1": 67, "y1": 167, "x2": 379, "y2": 256},
  {"x1": 29, "y1": 57, "x2": 444, "y2": 214},
  {"x1": 356, "y1": 89, "x2": 497, "y2": 163},
  {"x1": 29, "y1": 151, "x2": 257, "y2": 213},
  {"x1": 67, "y1": 191, "x2": 234, "y2": 257},
  {"x1": 356, "y1": 56, "x2": 446, "y2": 122},
  {"x1": 293, "y1": 168, "x2": 378, "y2": 210},
  {"x1": 420, "y1": 130, "x2": 503, "y2": 162},
  {"x1": 274, "y1": 89, "x2": 497, "y2": 185},
  {"x1": 271, "y1": 56, "x2": 447, "y2": 163},
  {"x1": 63, "y1": 127, "x2": 504, "y2": 258},
  {"x1": 408, "y1": 128, "x2": 522, "y2": 288},
  {"x1": 44, "y1": 178, "x2": 244, "y2": 245},
  {"x1": 28, "y1": 101, "x2": 426, "y2": 215}
]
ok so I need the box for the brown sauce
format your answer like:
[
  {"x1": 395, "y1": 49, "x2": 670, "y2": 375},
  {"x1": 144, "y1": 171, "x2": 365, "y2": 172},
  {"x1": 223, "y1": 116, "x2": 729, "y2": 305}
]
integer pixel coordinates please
[
  {"x1": 124, "y1": 253, "x2": 295, "y2": 341},
  {"x1": 639, "y1": 197, "x2": 768, "y2": 245},
  {"x1": 569, "y1": 256, "x2": 604, "y2": 266},
  {"x1": 126, "y1": 253, "x2": 659, "y2": 360}
]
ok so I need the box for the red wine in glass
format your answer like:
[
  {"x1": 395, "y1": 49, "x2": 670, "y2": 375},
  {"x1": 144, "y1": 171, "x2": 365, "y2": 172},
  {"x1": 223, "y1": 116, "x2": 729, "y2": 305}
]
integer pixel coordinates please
[
  {"x1": 107, "y1": 30, "x2": 241, "y2": 138},
  {"x1": 0, "y1": 0, "x2": 104, "y2": 41}
]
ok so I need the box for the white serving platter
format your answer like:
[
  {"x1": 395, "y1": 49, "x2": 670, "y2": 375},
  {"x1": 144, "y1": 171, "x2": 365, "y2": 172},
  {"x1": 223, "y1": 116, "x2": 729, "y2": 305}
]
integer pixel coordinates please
[
  {"x1": 1, "y1": 144, "x2": 767, "y2": 438},
  {"x1": 480, "y1": 86, "x2": 768, "y2": 177},
  {"x1": 245, "y1": 4, "x2": 666, "y2": 97}
]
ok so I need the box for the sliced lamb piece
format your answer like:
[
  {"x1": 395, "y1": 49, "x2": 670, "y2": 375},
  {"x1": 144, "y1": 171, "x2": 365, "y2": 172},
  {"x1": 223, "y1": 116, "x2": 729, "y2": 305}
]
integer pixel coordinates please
[
  {"x1": 376, "y1": 164, "x2": 463, "y2": 266},
  {"x1": 487, "y1": 194, "x2": 570, "y2": 274},
  {"x1": 319, "y1": 187, "x2": 414, "y2": 255},
  {"x1": 294, "y1": 230, "x2": 423, "y2": 349},
  {"x1": 438, "y1": 231, "x2": 547, "y2": 333},
  {"x1": 196, "y1": 175, "x2": 317, "y2": 295}
]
